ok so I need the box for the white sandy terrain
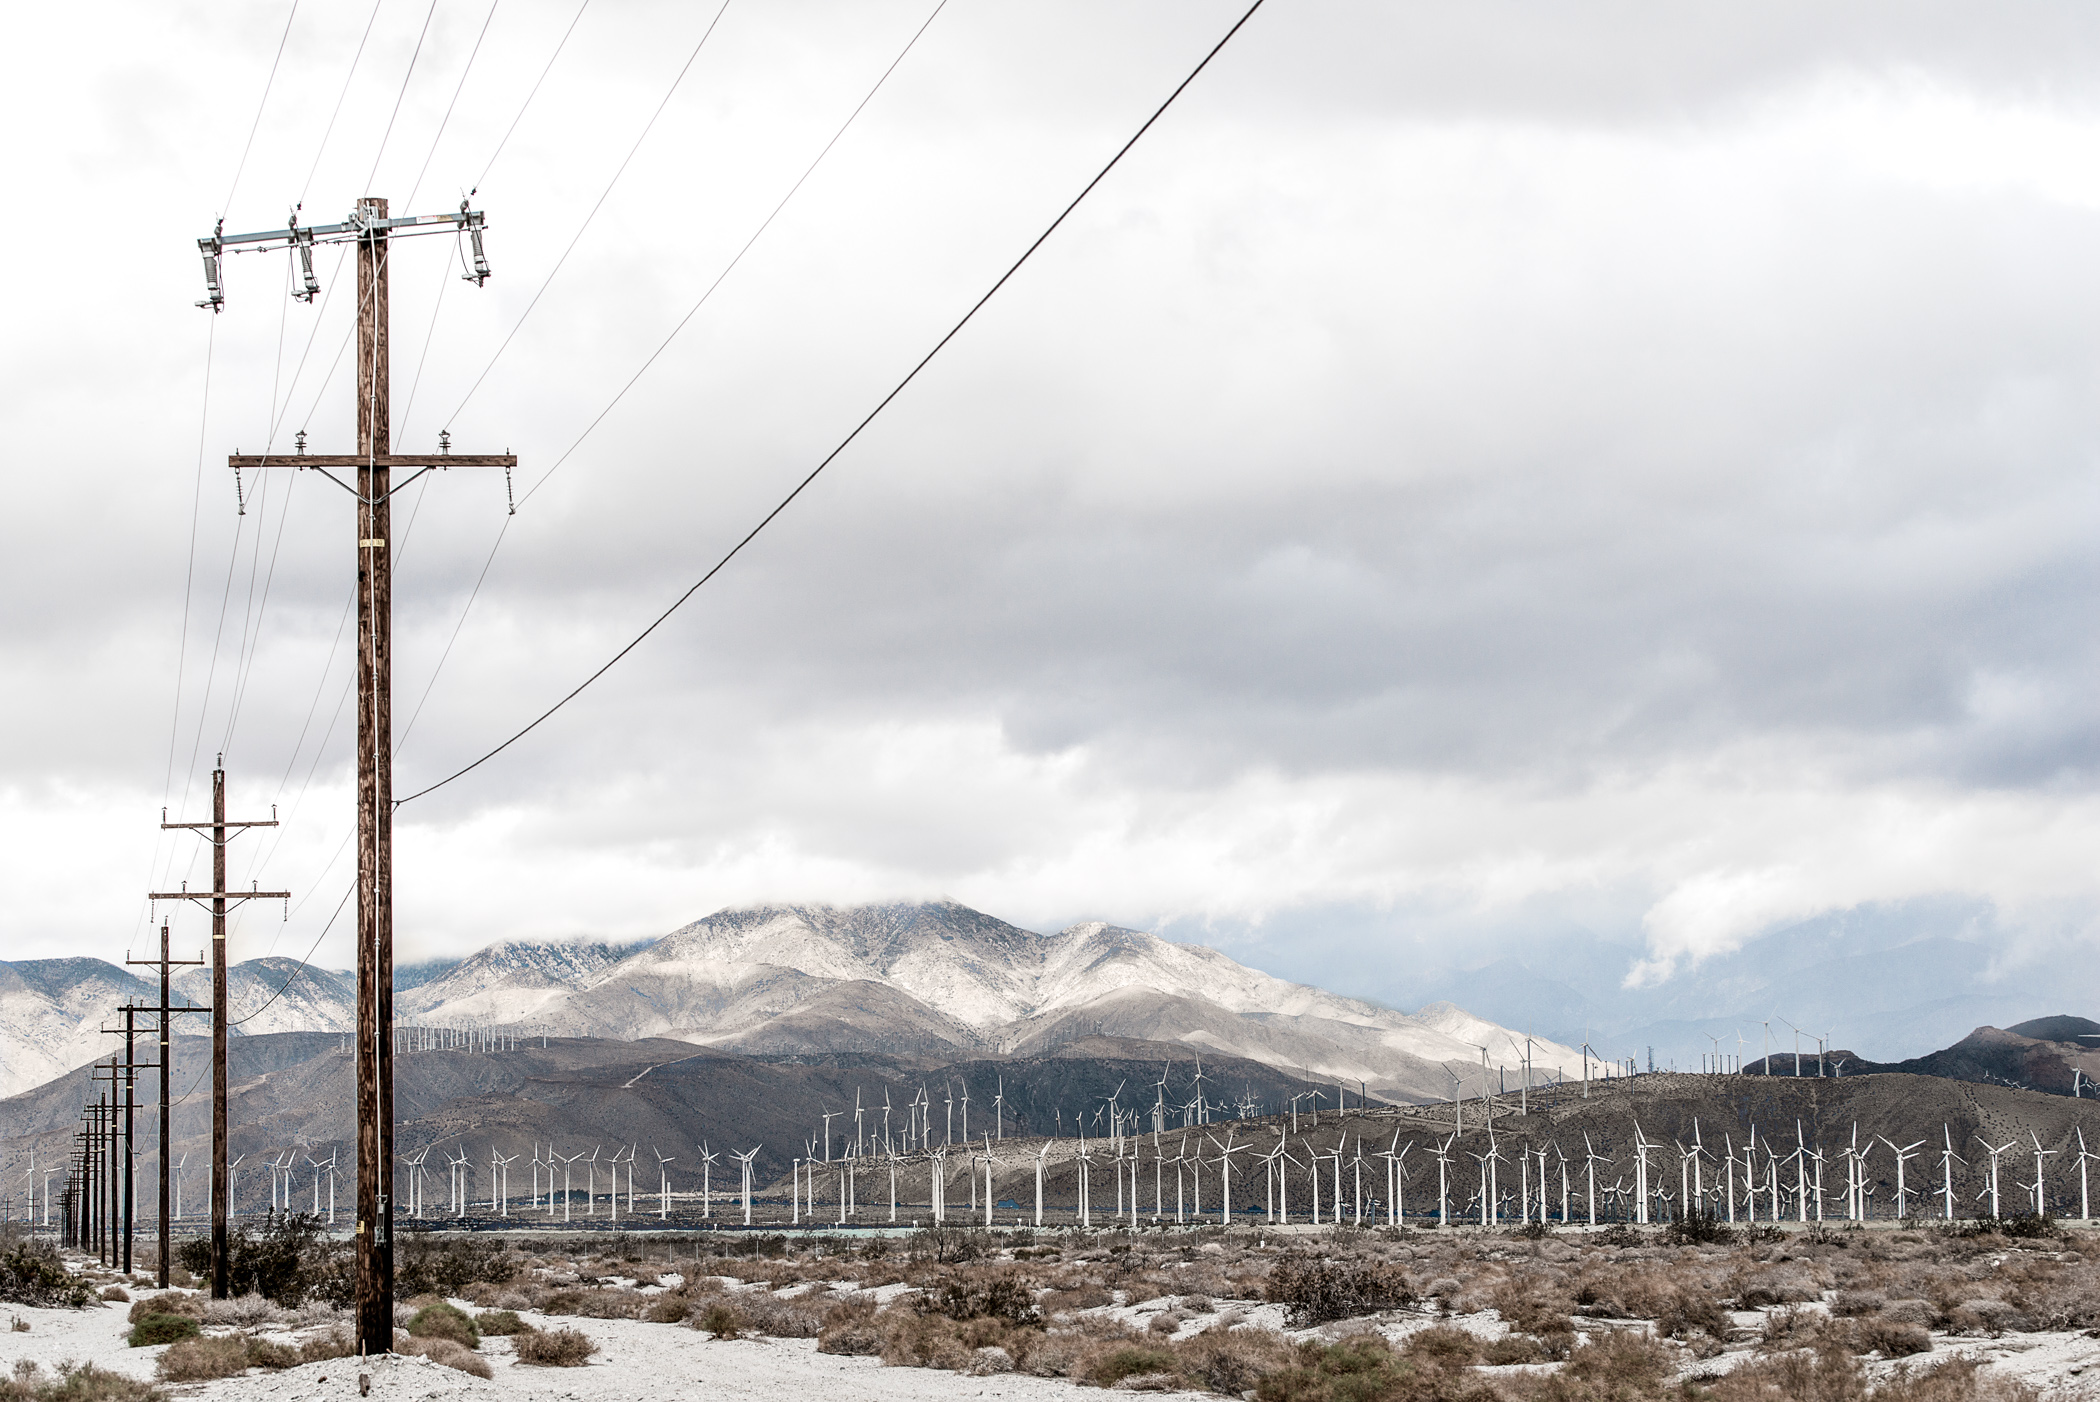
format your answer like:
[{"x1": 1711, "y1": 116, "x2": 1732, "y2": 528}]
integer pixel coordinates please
[{"x1": 0, "y1": 1294, "x2": 1217, "y2": 1402}]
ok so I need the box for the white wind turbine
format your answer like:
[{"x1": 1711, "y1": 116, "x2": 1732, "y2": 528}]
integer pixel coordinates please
[
  {"x1": 1432, "y1": 1135, "x2": 1456, "y2": 1227},
  {"x1": 1873, "y1": 1135, "x2": 1918, "y2": 1221},
  {"x1": 1032, "y1": 1144, "x2": 1048, "y2": 1226},
  {"x1": 2074, "y1": 1130, "x2": 2099, "y2": 1222},
  {"x1": 1975, "y1": 1135, "x2": 2015, "y2": 1218},
  {"x1": 1630, "y1": 1126, "x2": 1654, "y2": 1225},
  {"x1": 584, "y1": 1145, "x2": 602, "y2": 1216},
  {"x1": 1211, "y1": 1129, "x2": 1243, "y2": 1226},
  {"x1": 2025, "y1": 1134, "x2": 2057, "y2": 1217},
  {"x1": 554, "y1": 1149, "x2": 582, "y2": 1222},
  {"x1": 732, "y1": 1147, "x2": 760, "y2": 1225},
  {"x1": 1939, "y1": 1127, "x2": 1965, "y2": 1221},
  {"x1": 654, "y1": 1149, "x2": 675, "y2": 1220},
  {"x1": 698, "y1": 1143, "x2": 718, "y2": 1219},
  {"x1": 447, "y1": 1146, "x2": 471, "y2": 1217},
  {"x1": 491, "y1": 1149, "x2": 514, "y2": 1217}
]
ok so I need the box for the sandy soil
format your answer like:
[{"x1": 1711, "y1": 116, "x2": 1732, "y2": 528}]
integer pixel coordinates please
[{"x1": 0, "y1": 1293, "x2": 1216, "y2": 1402}]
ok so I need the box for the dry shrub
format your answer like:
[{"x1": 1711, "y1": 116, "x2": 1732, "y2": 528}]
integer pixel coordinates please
[
  {"x1": 402, "y1": 1336, "x2": 494, "y2": 1379},
  {"x1": 1519, "y1": 1327, "x2": 1674, "y2": 1402},
  {"x1": 694, "y1": 1301, "x2": 747, "y2": 1338},
  {"x1": 1833, "y1": 1289, "x2": 1888, "y2": 1317},
  {"x1": 9, "y1": 1361, "x2": 164, "y2": 1402},
  {"x1": 918, "y1": 1275, "x2": 1040, "y2": 1327},
  {"x1": 1147, "y1": 1310, "x2": 1187, "y2": 1335},
  {"x1": 301, "y1": 1329, "x2": 355, "y2": 1363},
  {"x1": 1252, "y1": 1334, "x2": 1444, "y2": 1402},
  {"x1": 473, "y1": 1309, "x2": 528, "y2": 1335},
  {"x1": 817, "y1": 1297, "x2": 884, "y2": 1356},
  {"x1": 1857, "y1": 1317, "x2": 1933, "y2": 1358},
  {"x1": 242, "y1": 1338, "x2": 300, "y2": 1371},
  {"x1": 643, "y1": 1296, "x2": 690, "y2": 1323},
  {"x1": 1087, "y1": 1343, "x2": 1182, "y2": 1388},
  {"x1": 1173, "y1": 1326, "x2": 1295, "y2": 1393},
  {"x1": 738, "y1": 1290, "x2": 830, "y2": 1338},
  {"x1": 202, "y1": 1295, "x2": 278, "y2": 1328},
  {"x1": 1732, "y1": 1265, "x2": 1821, "y2": 1308},
  {"x1": 407, "y1": 1300, "x2": 479, "y2": 1348},
  {"x1": 125, "y1": 1314, "x2": 198, "y2": 1348},
  {"x1": 154, "y1": 1336, "x2": 250, "y2": 1382},
  {"x1": 1403, "y1": 1325, "x2": 1481, "y2": 1369},
  {"x1": 1266, "y1": 1257, "x2": 1415, "y2": 1325},
  {"x1": 1655, "y1": 1288, "x2": 1730, "y2": 1344},
  {"x1": 1882, "y1": 1299, "x2": 1941, "y2": 1328},
  {"x1": 126, "y1": 1294, "x2": 201, "y2": 1325},
  {"x1": 1182, "y1": 1294, "x2": 1216, "y2": 1314},
  {"x1": 99, "y1": 1287, "x2": 129, "y2": 1304},
  {"x1": 514, "y1": 1325, "x2": 597, "y2": 1366},
  {"x1": 1043, "y1": 1284, "x2": 1114, "y2": 1314},
  {"x1": 540, "y1": 1286, "x2": 646, "y2": 1319},
  {"x1": 1482, "y1": 1334, "x2": 1545, "y2": 1366},
  {"x1": 1491, "y1": 1278, "x2": 1576, "y2": 1335}
]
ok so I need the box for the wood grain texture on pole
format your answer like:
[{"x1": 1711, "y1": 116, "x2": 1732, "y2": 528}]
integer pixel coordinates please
[
  {"x1": 210, "y1": 765, "x2": 228, "y2": 1298},
  {"x1": 354, "y1": 195, "x2": 395, "y2": 1355}
]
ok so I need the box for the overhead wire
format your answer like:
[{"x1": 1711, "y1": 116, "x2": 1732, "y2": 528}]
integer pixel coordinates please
[
  {"x1": 440, "y1": 0, "x2": 737, "y2": 429},
  {"x1": 222, "y1": 0, "x2": 302, "y2": 222},
  {"x1": 405, "y1": 0, "x2": 500, "y2": 208},
  {"x1": 394, "y1": 0, "x2": 951, "y2": 756},
  {"x1": 300, "y1": 0, "x2": 389, "y2": 207},
  {"x1": 516, "y1": 0, "x2": 950, "y2": 507},
  {"x1": 472, "y1": 0, "x2": 590, "y2": 194},
  {"x1": 362, "y1": 0, "x2": 442, "y2": 193},
  {"x1": 397, "y1": 0, "x2": 1269, "y2": 808}
]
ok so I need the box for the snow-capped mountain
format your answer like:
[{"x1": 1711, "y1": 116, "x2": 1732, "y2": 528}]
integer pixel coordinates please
[
  {"x1": 401, "y1": 902, "x2": 1594, "y2": 1103},
  {"x1": 0, "y1": 955, "x2": 354, "y2": 1099},
  {"x1": 4, "y1": 902, "x2": 1591, "y2": 1104},
  {"x1": 395, "y1": 938, "x2": 647, "y2": 1025}
]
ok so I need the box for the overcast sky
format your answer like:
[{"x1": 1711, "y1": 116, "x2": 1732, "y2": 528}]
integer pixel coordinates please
[{"x1": 4, "y1": 1, "x2": 2096, "y2": 1023}]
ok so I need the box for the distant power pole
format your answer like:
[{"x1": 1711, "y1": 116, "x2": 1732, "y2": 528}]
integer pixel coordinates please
[
  {"x1": 127, "y1": 923, "x2": 207, "y2": 1288},
  {"x1": 198, "y1": 194, "x2": 507, "y2": 1354},
  {"x1": 101, "y1": 1006, "x2": 161, "y2": 1275},
  {"x1": 152, "y1": 760, "x2": 285, "y2": 1298}
]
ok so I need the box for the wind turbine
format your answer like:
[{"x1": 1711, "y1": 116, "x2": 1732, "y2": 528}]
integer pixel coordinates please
[
  {"x1": 650, "y1": 1149, "x2": 674, "y2": 1220},
  {"x1": 2075, "y1": 1130, "x2": 2099, "y2": 1222},
  {"x1": 732, "y1": 1147, "x2": 760, "y2": 1225},
  {"x1": 1975, "y1": 1135, "x2": 2015, "y2": 1218},
  {"x1": 1211, "y1": 1129, "x2": 1243, "y2": 1226},
  {"x1": 993, "y1": 1075, "x2": 1006, "y2": 1142},
  {"x1": 554, "y1": 1149, "x2": 582, "y2": 1222},
  {"x1": 698, "y1": 1142, "x2": 718, "y2": 1219},
  {"x1": 1939, "y1": 1127, "x2": 1966, "y2": 1221},
  {"x1": 2025, "y1": 1134, "x2": 2058, "y2": 1217},
  {"x1": 491, "y1": 1149, "x2": 514, "y2": 1217}
]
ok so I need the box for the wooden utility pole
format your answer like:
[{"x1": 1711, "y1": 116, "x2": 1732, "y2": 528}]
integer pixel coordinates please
[
  {"x1": 102, "y1": 1009, "x2": 157, "y2": 1275},
  {"x1": 205, "y1": 194, "x2": 506, "y2": 1354},
  {"x1": 128, "y1": 924, "x2": 206, "y2": 1288},
  {"x1": 152, "y1": 763, "x2": 283, "y2": 1297}
]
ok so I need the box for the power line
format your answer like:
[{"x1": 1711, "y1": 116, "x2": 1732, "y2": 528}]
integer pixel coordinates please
[
  {"x1": 362, "y1": 0, "x2": 441, "y2": 194},
  {"x1": 516, "y1": 0, "x2": 951, "y2": 508},
  {"x1": 441, "y1": 0, "x2": 736, "y2": 429},
  {"x1": 398, "y1": 0, "x2": 1268, "y2": 808},
  {"x1": 391, "y1": 0, "x2": 949, "y2": 751},
  {"x1": 223, "y1": 0, "x2": 302, "y2": 222},
  {"x1": 300, "y1": 0, "x2": 388, "y2": 207},
  {"x1": 406, "y1": 0, "x2": 501, "y2": 209},
  {"x1": 472, "y1": 0, "x2": 590, "y2": 194}
]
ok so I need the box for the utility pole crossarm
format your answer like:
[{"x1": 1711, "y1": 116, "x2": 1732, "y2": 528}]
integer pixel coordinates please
[
  {"x1": 228, "y1": 455, "x2": 516, "y2": 468},
  {"x1": 160, "y1": 819, "x2": 277, "y2": 831},
  {"x1": 196, "y1": 202, "x2": 489, "y2": 311},
  {"x1": 148, "y1": 888, "x2": 291, "y2": 903}
]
